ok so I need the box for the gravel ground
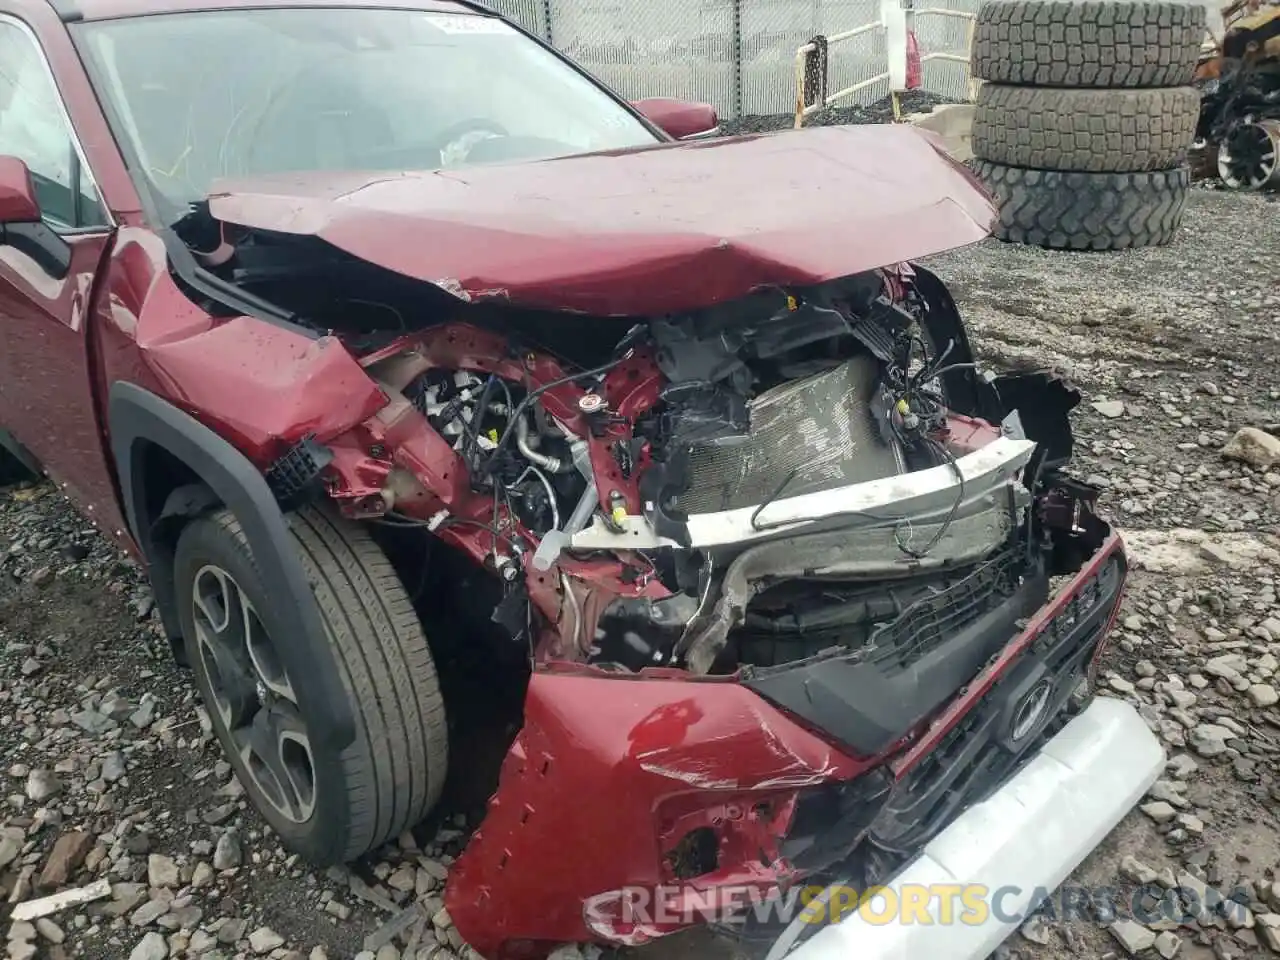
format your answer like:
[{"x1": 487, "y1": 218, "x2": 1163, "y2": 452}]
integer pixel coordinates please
[{"x1": 2, "y1": 183, "x2": 1279, "y2": 960}]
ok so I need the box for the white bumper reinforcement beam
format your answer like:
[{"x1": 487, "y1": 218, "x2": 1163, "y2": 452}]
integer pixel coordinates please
[
  {"x1": 784, "y1": 696, "x2": 1164, "y2": 960},
  {"x1": 574, "y1": 435, "x2": 1036, "y2": 551}
]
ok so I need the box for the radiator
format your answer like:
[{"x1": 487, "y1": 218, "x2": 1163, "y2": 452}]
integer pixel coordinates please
[{"x1": 673, "y1": 356, "x2": 904, "y2": 516}]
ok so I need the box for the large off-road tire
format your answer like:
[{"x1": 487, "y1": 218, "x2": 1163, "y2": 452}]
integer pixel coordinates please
[
  {"x1": 972, "y1": 85, "x2": 1200, "y2": 172},
  {"x1": 971, "y1": 160, "x2": 1189, "y2": 250},
  {"x1": 971, "y1": 1, "x2": 1207, "y2": 88},
  {"x1": 173, "y1": 505, "x2": 448, "y2": 865}
]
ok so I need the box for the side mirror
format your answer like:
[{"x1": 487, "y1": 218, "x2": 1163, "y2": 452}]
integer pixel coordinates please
[
  {"x1": 632, "y1": 98, "x2": 721, "y2": 140},
  {"x1": 0, "y1": 156, "x2": 40, "y2": 224}
]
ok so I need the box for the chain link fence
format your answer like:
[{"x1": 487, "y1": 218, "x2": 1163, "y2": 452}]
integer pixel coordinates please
[{"x1": 487, "y1": 0, "x2": 973, "y2": 119}]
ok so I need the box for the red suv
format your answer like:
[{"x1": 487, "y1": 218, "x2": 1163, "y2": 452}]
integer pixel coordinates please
[{"x1": 0, "y1": 1, "x2": 1163, "y2": 958}]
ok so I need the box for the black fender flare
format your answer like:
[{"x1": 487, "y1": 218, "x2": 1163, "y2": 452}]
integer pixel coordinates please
[{"x1": 108, "y1": 381, "x2": 355, "y2": 750}]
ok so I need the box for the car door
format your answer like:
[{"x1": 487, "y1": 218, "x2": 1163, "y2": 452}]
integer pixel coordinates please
[{"x1": 0, "y1": 14, "x2": 130, "y2": 539}]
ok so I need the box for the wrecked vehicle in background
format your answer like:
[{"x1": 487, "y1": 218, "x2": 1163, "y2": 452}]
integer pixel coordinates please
[
  {"x1": 1191, "y1": 0, "x2": 1280, "y2": 188},
  {"x1": 0, "y1": 1, "x2": 1163, "y2": 958}
]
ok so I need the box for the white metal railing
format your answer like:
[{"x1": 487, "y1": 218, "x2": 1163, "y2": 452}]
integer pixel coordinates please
[
  {"x1": 793, "y1": 0, "x2": 977, "y2": 127},
  {"x1": 914, "y1": 6, "x2": 980, "y2": 101}
]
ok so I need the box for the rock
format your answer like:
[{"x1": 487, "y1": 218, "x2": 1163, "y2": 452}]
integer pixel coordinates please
[
  {"x1": 147, "y1": 854, "x2": 180, "y2": 888},
  {"x1": 1020, "y1": 915, "x2": 1053, "y2": 945},
  {"x1": 1109, "y1": 675, "x2": 1136, "y2": 694},
  {"x1": 1258, "y1": 914, "x2": 1280, "y2": 952},
  {"x1": 1148, "y1": 780, "x2": 1189, "y2": 808},
  {"x1": 1154, "y1": 930, "x2": 1182, "y2": 959},
  {"x1": 8, "y1": 921, "x2": 36, "y2": 943},
  {"x1": 1247, "y1": 684, "x2": 1279, "y2": 707},
  {"x1": 1167, "y1": 754, "x2": 1199, "y2": 778},
  {"x1": 387, "y1": 865, "x2": 417, "y2": 892},
  {"x1": 376, "y1": 947, "x2": 400, "y2": 960},
  {"x1": 130, "y1": 897, "x2": 171, "y2": 927},
  {"x1": 103, "y1": 883, "x2": 148, "y2": 918},
  {"x1": 1168, "y1": 689, "x2": 1198, "y2": 710},
  {"x1": 1222, "y1": 427, "x2": 1280, "y2": 469},
  {"x1": 1120, "y1": 855, "x2": 1159, "y2": 885},
  {"x1": 248, "y1": 927, "x2": 285, "y2": 954},
  {"x1": 38, "y1": 831, "x2": 94, "y2": 889},
  {"x1": 0, "y1": 836, "x2": 20, "y2": 870},
  {"x1": 7, "y1": 943, "x2": 36, "y2": 960},
  {"x1": 128, "y1": 932, "x2": 168, "y2": 960},
  {"x1": 1205, "y1": 654, "x2": 1248, "y2": 680},
  {"x1": 34, "y1": 919, "x2": 64, "y2": 944},
  {"x1": 212, "y1": 832, "x2": 242, "y2": 870},
  {"x1": 216, "y1": 918, "x2": 247, "y2": 944},
  {"x1": 1141, "y1": 801, "x2": 1178, "y2": 823},
  {"x1": 419, "y1": 859, "x2": 449, "y2": 883},
  {"x1": 324, "y1": 900, "x2": 352, "y2": 920},
  {"x1": 1110, "y1": 919, "x2": 1157, "y2": 955},
  {"x1": 191, "y1": 861, "x2": 214, "y2": 888},
  {"x1": 158, "y1": 905, "x2": 204, "y2": 931},
  {"x1": 1176, "y1": 813, "x2": 1204, "y2": 835},
  {"x1": 101, "y1": 752, "x2": 126, "y2": 783},
  {"x1": 1189, "y1": 724, "x2": 1233, "y2": 757},
  {"x1": 1094, "y1": 400, "x2": 1126, "y2": 419},
  {"x1": 25, "y1": 770, "x2": 61, "y2": 803}
]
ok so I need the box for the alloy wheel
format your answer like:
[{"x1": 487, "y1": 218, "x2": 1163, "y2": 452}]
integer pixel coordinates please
[{"x1": 191, "y1": 563, "x2": 316, "y2": 824}]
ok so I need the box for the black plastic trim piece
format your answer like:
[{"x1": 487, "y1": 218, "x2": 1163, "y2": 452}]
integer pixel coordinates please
[
  {"x1": 108, "y1": 382, "x2": 355, "y2": 750},
  {"x1": 743, "y1": 568, "x2": 1050, "y2": 758}
]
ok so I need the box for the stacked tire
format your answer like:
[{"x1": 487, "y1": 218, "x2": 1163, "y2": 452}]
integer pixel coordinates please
[{"x1": 969, "y1": 0, "x2": 1207, "y2": 250}]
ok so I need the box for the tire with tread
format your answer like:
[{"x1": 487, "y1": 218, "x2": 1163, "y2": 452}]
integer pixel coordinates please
[
  {"x1": 971, "y1": 160, "x2": 1188, "y2": 250},
  {"x1": 972, "y1": 85, "x2": 1199, "y2": 172},
  {"x1": 971, "y1": 0, "x2": 1207, "y2": 88},
  {"x1": 174, "y1": 505, "x2": 448, "y2": 865}
]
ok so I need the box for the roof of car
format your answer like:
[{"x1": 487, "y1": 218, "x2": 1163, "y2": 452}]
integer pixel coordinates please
[{"x1": 48, "y1": 0, "x2": 486, "y2": 24}]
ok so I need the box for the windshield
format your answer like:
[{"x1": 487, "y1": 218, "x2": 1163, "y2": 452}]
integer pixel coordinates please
[{"x1": 73, "y1": 8, "x2": 660, "y2": 215}]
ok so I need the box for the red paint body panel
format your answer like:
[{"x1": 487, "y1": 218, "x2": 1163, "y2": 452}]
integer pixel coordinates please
[
  {"x1": 140, "y1": 323, "x2": 388, "y2": 463},
  {"x1": 207, "y1": 125, "x2": 996, "y2": 316},
  {"x1": 445, "y1": 671, "x2": 869, "y2": 956},
  {"x1": 0, "y1": 231, "x2": 132, "y2": 544}
]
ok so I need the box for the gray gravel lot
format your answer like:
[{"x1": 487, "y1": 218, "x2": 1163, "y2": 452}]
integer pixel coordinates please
[{"x1": 2, "y1": 185, "x2": 1279, "y2": 960}]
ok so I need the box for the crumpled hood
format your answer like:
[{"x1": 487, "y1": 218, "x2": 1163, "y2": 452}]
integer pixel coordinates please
[{"x1": 207, "y1": 124, "x2": 996, "y2": 316}]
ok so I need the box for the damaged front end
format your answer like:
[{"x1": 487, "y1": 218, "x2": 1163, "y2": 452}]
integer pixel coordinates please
[
  {"x1": 206, "y1": 262, "x2": 1120, "y2": 957},
  {"x1": 394, "y1": 276, "x2": 1124, "y2": 959},
  {"x1": 150, "y1": 129, "x2": 1127, "y2": 959}
]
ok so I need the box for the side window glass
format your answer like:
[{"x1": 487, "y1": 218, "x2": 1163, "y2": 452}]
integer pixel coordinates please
[{"x1": 0, "y1": 21, "x2": 107, "y2": 229}]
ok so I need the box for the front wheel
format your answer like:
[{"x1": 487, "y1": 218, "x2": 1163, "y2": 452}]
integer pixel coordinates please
[{"x1": 173, "y1": 506, "x2": 448, "y2": 864}]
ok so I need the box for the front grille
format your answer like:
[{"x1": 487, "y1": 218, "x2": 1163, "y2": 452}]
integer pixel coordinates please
[
  {"x1": 734, "y1": 547, "x2": 1019, "y2": 669},
  {"x1": 673, "y1": 356, "x2": 903, "y2": 515},
  {"x1": 867, "y1": 553, "x2": 1125, "y2": 854},
  {"x1": 867, "y1": 549, "x2": 1021, "y2": 670}
]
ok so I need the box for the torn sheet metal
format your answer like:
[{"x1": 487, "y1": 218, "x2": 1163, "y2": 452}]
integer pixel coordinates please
[{"x1": 444, "y1": 670, "x2": 869, "y2": 957}]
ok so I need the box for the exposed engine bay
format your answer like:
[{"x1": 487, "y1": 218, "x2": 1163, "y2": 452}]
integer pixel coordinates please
[{"x1": 183, "y1": 211, "x2": 1081, "y2": 699}]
